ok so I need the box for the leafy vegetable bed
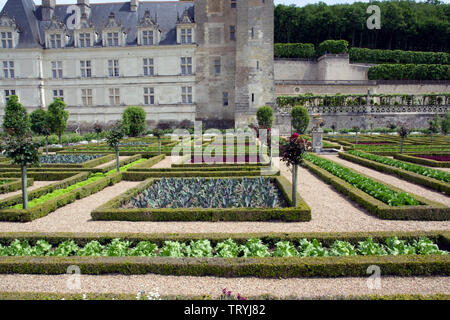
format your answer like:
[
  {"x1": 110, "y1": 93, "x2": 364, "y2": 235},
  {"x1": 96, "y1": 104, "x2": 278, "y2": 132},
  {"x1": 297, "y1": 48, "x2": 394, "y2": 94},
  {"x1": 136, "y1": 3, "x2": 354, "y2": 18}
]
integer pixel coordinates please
[
  {"x1": 0, "y1": 237, "x2": 446, "y2": 257},
  {"x1": 40, "y1": 154, "x2": 104, "y2": 164},
  {"x1": 124, "y1": 177, "x2": 286, "y2": 209},
  {"x1": 347, "y1": 150, "x2": 450, "y2": 183},
  {"x1": 304, "y1": 153, "x2": 420, "y2": 206},
  {"x1": 190, "y1": 155, "x2": 262, "y2": 164}
]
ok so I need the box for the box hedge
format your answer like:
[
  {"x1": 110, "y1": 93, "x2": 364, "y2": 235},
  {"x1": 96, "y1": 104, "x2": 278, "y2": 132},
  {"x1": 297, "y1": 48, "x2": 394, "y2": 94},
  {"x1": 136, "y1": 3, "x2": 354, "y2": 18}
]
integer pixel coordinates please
[
  {"x1": 368, "y1": 64, "x2": 450, "y2": 80},
  {"x1": 303, "y1": 159, "x2": 450, "y2": 220},
  {"x1": 349, "y1": 48, "x2": 450, "y2": 65},
  {"x1": 91, "y1": 175, "x2": 311, "y2": 222},
  {"x1": 122, "y1": 170, "x2": 279, "y2": 180},
  {"x1": 274, "y1": 43, "x2": 316, "y2": 59},
  {"x1": 0, "y1": 178, "x2": 33, "y2": 194},
  {"x1": 394, "y1": 153, "x2": 450, "y2": 168},
  {"x1": 339, "y1": 152, "x2": 450, "y2": 196}
]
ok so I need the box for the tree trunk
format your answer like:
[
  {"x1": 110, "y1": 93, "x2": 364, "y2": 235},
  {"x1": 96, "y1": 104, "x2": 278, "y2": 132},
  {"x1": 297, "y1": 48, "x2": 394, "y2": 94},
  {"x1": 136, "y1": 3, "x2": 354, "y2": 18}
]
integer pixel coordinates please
[
  {"x1": 431, "y1": 133, "x2": 433, "y2": 144},
  {"x1": 45, "y1": 136, "x2": 49, "y2": 156},
  {"x1": 59, "y1": 134, "x2": 62, "y2": 145},
  {"x1": 115, "y1": 148, "x2": 120, "y2": 172},
  {"x1": 21, "y1": 165, "x2": 28, "y2": 209},
  {"x1": 158, "y1": 137, "x2": 161, "y2": 155},
  {"x1": 355, "y1": 132, "x2": 358, "y2": 145},
  {"x1": 400, "y1": 137, "x2": 404, "y2": 154},
  {"x1": 292, "y1": 165, "x2": 298, "y2": 207}
]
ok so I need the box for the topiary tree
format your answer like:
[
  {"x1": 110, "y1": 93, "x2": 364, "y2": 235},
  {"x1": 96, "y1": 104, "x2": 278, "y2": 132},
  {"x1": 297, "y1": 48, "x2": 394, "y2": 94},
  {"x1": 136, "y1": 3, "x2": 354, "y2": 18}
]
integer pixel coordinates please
[
  {"x1": 280, "y1": 133, "x2": 311, "y2": 207},
  {"x1": 2, "y1": 95, "x2": 30, "y2": 137},
  {"x1": 47, "y1": 98, "x2": 69, "y2": 145},
  {"x1": 256, "y1": 106, "x2": 274, "y2": 129},
  {"x1": 123, "y1": 106, "x2": 146, "y2": 137},
  {"x1": 106, "y1": 121, "x2": 124, "y2": 172},
  {"x1": 291, "y1": 105, "x2": 310, "y2": 134},
  {"x1": 397, "y1": 124, "x2": 411, "y2": 154},
  {"x1": 441, "y1": 112, "x2": 450, "y2": 135},
  {"x1": 428, "y1": 113, "x2": 440, "y2": 143},
  {"x1": 30, "y1": 109, "x2": 52, "y2": 156}
]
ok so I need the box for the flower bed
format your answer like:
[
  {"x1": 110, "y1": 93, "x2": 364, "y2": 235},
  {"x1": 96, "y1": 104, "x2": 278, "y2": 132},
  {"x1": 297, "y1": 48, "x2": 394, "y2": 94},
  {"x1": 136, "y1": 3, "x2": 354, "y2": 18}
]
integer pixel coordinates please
[
  {"x1": 40, "y1": 154, "x2": 103, "y2": 164},
  {"x1": 416, "y1": 154, "x2": 450, "y2": 162},
  {"x1": 0, "y1": 231, "x2": 447, "y2": 277},
  {"x1": 91, "y1": 175, "x2": 311, "y2": 222},
  {"x1": 190, "y1": 155, "x2": 263, "y2": 164},
  {"x1": 303, "y1": 153, "x2": 449, "y2": 220},
  {"x1": 394, "y1": 153, "x2": 450, "y2": 168}
]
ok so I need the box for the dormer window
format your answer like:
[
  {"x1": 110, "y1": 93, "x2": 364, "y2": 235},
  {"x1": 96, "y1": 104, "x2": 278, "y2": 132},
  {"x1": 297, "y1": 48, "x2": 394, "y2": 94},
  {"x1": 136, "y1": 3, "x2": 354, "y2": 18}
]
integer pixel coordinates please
[
  {"x1": 102, "y1": 12, "x2": 126, "y2": 47},
  {"x1": 176, "y1": 9, "x2": 195, "y2": 45},
  {"x1": 0, "y1": 13, "x2": 19, "y2": 48},
  {"x1": 142, "y1": 30, "x2": 154, "y2": 45},
  {"x1": 79, "y1": 33, "x2": 91, "y2": 47},
  {"x1": 49, "y1": 34, "x2": 62, "y2": 48},
  {"x1": 107, "y1": 32, "x2": 119, "y2": 47},
  {"x1": 74, "y1": 14, "x2": 97, "y2": 48},
  {"x1": 45, "y1": 16, "x2": 67, "y2": 49}
]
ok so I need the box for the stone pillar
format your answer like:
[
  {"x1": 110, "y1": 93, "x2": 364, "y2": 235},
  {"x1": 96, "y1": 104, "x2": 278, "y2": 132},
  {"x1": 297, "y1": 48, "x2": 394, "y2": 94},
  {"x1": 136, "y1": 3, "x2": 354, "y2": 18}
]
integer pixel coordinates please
[{"x1": 311, "y1": 115, "x2": 323, "y2": 153}]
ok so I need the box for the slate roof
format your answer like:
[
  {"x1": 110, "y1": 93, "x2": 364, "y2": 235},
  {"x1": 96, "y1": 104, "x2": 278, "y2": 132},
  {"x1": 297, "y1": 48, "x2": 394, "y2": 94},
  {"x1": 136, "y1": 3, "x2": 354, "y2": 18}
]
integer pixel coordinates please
[{"x1": 0, "y1": 0, "x2": 195, "y2": 48}]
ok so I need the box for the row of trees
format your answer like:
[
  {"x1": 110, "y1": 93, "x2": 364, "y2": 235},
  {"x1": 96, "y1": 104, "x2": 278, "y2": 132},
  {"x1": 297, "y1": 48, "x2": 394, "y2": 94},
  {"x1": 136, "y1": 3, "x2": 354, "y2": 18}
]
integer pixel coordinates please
[{"x1": 274, "y1": 1, "x2": 449, "y2": 52}]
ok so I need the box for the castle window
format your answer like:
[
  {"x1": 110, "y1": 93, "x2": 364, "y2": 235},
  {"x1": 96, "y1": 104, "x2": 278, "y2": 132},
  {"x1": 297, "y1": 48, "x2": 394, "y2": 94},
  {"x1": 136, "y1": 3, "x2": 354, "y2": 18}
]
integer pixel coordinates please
[
  {"x1": 181, "y1": 28, "x2": 192, "y2": 44},
  {"x1": 53, "y1": 89, "x2": 64, "y2": 101},
  {"x1": 181, "y1": 57, "x2": 192, "y2": 75},
  {"x1": 79, "y1": 33, "x2": 91, "y2": 48},
  {"x1": 251, "y1": 28, "x2": 254, "y2": 39},
  {"x1": 230, "y1": 26, "x2": 236, "y2": 41},
  {"x1": 81, "y1": 89, "x2": 93, "y2": 106},
  {"x1": 223, "y1": 92, "x2": 229, "y2": 106},
  {"x1": 107, "y1": 32, "x2": 119, "y2": 46},
  {"x1": 4, "y1": 89, "x2": 15, "y2": 102},
  {"x1": 80, "y1": 60, "x2": 92, "y2": 78},
  {"x1": 49, "y1": 34, "x2": 62, "y2": 48},
  {"x1": 144, "y1": 87, "x2": 155, "y2": 105},
  {"x1": 143, "y1": 58, "x2": 154, "y2": 76},
  {"x1": 1, "y1": 32, "x2": 13, "y2": 48},
  {"x1": 109, "y1": 88, "x2": 120, "y2": 105},
  {"x1": 2, "y1": 61, "x2": 14, "y2": 79},
  {"x1": 231, "y1": 0, "x2": 237, "y2": 8},
  {"x1": 51, "y1": 61, "x2": 63, "y2": 79},
  {"x1": 252, "y1": 93, "x2": 255, "y2": 102},
  {"x1": 142, "y1": 30, "x2": 154, "y2": 45},
  {"x1": 214, "y1": 58, "x2": 221, "y2": 75},
  {"x1": 181, "y1": 86, "x2": 192, "y2": 104},
  {"x1": 108, "y1": 60, "x2": 119, "y2": 77}
]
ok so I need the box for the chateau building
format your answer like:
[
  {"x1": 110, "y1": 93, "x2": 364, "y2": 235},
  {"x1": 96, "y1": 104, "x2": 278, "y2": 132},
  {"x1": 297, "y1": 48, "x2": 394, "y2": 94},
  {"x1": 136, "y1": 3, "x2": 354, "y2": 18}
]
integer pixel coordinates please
[{"x1": 0, "y1": 0, "x2": 276, "y2": 129}]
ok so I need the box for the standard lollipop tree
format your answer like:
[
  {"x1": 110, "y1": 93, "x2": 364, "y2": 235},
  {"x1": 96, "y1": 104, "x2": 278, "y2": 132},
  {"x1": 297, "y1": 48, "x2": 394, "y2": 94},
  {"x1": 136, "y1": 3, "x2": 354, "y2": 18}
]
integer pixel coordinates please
[{"x1": 106, "y1": 121, "x2": 125, "y2": 172}]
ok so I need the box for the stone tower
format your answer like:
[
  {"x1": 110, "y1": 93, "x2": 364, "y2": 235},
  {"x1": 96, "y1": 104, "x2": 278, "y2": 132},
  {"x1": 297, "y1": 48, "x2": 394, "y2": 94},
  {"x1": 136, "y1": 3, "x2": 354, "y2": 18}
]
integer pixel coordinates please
[{"x1": 194, "y1": 0, "x2": 275, "y2": 128}]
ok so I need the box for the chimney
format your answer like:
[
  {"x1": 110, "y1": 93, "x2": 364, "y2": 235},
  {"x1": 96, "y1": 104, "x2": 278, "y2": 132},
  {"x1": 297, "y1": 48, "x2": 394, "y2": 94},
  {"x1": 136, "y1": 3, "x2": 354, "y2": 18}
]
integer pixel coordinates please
[
  {"x1": 42, "y1": 0, "x2": 56, "y2": 21},
  {"x1": 130, "y1": 0, "x2": 139, "y2": 12},
  {"x1": 77, "y1": 0, "x2": 91, "y2": 17}
]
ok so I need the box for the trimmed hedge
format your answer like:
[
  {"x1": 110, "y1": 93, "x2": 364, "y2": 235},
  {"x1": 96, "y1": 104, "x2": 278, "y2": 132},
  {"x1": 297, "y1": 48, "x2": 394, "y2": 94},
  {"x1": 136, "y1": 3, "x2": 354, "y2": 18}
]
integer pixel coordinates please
[
  {"x1": 274, "y1": 43, "x2": 315, "y2": 59},
  {"x1": 0, "y1": 154, "x2": 115, "y2": 169},
  {"x1": 0, "y1": 171, "x2": 90, "y2": 181},
  {"x1": 91, "y1": 175, "x2": 311, "y2": 222},
  {"x1": 394, "y1": 153, "x2": 450, "y2": 168},
  {"x1": 126, "y1": 154, "x2": 165, "y2": 170},
  {"x1": 0, "y1": 172, "x2": 121, "y2": 222},
  {"x1": 303, "y1": 158, "x2": 450, "y2": 220},
  {"x1": 0, "y1": 254, "x2": 447, "y2": 278},
  {"x1": 317, "y1": 40, "x2": 349, "y2": 56},
  {"x1": 122, "y1": 170, "x2": 279, "y2": 180},
  {"x1": 349, "y1": 48, "x2": 450, "y2": 65},
  {"x1": 0, "y1": 178, "x2": 33, "y2": 194},
  {"x1": 99, "y1": 154, "x2": 143, "y2": 173},
  {"x1": 368, "y1": 64, "x2": 450, "y2": 80},
  {"x1": 128, "y1": 166, "x2": 273, "y2": 173},
  {"x1": 339, "y1": 152, "x2": 450, "y2": 196}
]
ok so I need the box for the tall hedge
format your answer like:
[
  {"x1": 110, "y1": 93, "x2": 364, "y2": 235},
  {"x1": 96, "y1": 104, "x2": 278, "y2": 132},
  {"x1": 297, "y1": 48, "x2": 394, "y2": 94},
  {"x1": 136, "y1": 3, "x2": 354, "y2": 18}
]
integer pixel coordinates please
[
  {"x1": 256, "y1": 106, "x2": 274, "y2": 129},
  {"x1": 291, "y1": 105, "x2": 310, "y2": 134},
  {"x1": 274, "y1": 43, "x2": 315, "y2": 59},
  {"x1": 368, "y1": 64, "x2": 450, "y2": 80},
  {"x1": 122, "y1": 106, "x2": 146, "y2": 137},
  {"x1": 317, "y1": 40, "x2": 349, "y2": 57},
  {"x1": 350, "y1": 48, "x2": 450, "y2": 65}
]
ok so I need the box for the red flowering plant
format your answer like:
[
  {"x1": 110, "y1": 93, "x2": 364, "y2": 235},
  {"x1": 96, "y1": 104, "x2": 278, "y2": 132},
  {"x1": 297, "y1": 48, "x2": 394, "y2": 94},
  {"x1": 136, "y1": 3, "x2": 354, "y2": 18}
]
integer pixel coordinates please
[{"x1": 280, "y1": 133, "x2": 311, "y2": 207}]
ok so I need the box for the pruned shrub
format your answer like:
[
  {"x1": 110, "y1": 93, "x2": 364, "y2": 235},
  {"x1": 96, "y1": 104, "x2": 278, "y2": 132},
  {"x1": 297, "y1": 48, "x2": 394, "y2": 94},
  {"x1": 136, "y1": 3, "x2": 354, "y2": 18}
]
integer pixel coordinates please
[{"x1": 122, "y1": 106, "x2": 146, "y2": 137}]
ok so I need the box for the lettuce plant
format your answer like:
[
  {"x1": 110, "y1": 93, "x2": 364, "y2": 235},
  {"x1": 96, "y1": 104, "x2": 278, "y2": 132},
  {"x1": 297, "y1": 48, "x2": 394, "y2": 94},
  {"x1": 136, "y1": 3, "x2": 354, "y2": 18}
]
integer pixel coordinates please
[
  {"x1": 297, "y1": 239, "x2": 329, "y2": 257},
  {"x1": 273, "y1": 241, "x2": 299, "y2": 257},
  {"x1": 214, "y1": 239, "x2": 241, "y2": 258},
  {"x1": 241, "y1": 238, "x2": 271, "y2": 257}
]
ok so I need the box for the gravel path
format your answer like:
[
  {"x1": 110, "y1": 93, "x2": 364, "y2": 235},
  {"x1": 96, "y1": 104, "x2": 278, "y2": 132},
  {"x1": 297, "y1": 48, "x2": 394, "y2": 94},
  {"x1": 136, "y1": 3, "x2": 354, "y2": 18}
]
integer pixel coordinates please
[
  {"x1": 95, "y1": 156, "x2": 131, "y2": 169},
  {"x1": 321, "y1": 155, "x2": 450, "y2": 206},
  {"x1": 151, "y1": 156, "x2": 175, "y2": 169},
  {"x1": 0, "y1": 274, "x2": 448, "y2": 299},
  {"x1": 0, "y1": 159, "x2": 448, "y2": 233},
  {"x1": 0, "y1": 181, "x2": 55, "y2": 200}
]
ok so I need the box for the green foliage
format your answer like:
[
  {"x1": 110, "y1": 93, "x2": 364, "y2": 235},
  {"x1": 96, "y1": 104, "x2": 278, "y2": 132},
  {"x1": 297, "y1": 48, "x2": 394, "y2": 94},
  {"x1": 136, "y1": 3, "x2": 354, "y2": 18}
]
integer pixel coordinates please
[
  {"x1": 1, "y1": 133, "x2": 40, "y2": 167},
  {"x1": 30, "y1": 109, "x2": 51, "y2": 136},
  {"x1": 317, "y1": 40, "x2": 348, "y2": 56},
  {"x1": 256, "y1": 106, "x2": 274, "y2": 129},
  {"x1": 2, "y1": 95, "x2": 30, "y2": 137},
  {"x1": 304, "y1": 153, "x2": 420, "y2": 206},
  {"x1": 368, "y1": 64, "x2": 449, "y2": 80},
  {"x1": 106, "y1": 122, "x2": 125, "y2": 150},
  {"x1": 349, "y1": 48, "x2": 450, "y2": 65},
  {"x1": 429, "y1": 114, "x2": 440, "y2": 134},
  {"x1": 280, "y1": 134, "x2": 311, "y2": 167},
  {"x1": 47, "y1": 99, "x2": 69, "y2": 143},
  {"x1": 290, "y1": 105, "x2": 310, "y2": 134},
  {"x1": 274, "y1": 43, "x2": 315, "y2": 59},
  {"x1": 347, "y1": 150, "x2": 450, "y2": 183},
  {"x1": 397, "y1": 125, "x2": 411, "y2": 138},
  {"x1": 127, "y1": 177, "x2": 285, "y2": 209},
  {"x1": 441, "y1": 113, "x2": 450, "y2": 134},
  {"x1": 123, "y1": 106, "x2": 146, "y2": 137},
  {"x1": 40, "y1": 154, "x2": 103, "y2": 164}
]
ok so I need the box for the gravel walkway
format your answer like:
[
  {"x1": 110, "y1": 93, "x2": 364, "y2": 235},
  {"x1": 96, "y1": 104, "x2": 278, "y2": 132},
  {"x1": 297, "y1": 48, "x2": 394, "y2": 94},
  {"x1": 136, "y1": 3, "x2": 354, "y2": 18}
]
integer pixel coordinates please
[
  {"x1": 151, "y1": 156, "x2": 175, "y2": 169},
  {"x1": 95, "y1": 156, "x2": 131, "y2": 169},
  {"x1": 0, "y1": 181, "x2": 55, "y2": 200},
  {"x1": 321, "y1": 155, "x2": 450, "y2": 206},
  {"x1": 0, "y1": 159, "x2": 448, "y2": 233},
  {"x1": 0, "y1": 274, "x2": 448, "y2": 299}
]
